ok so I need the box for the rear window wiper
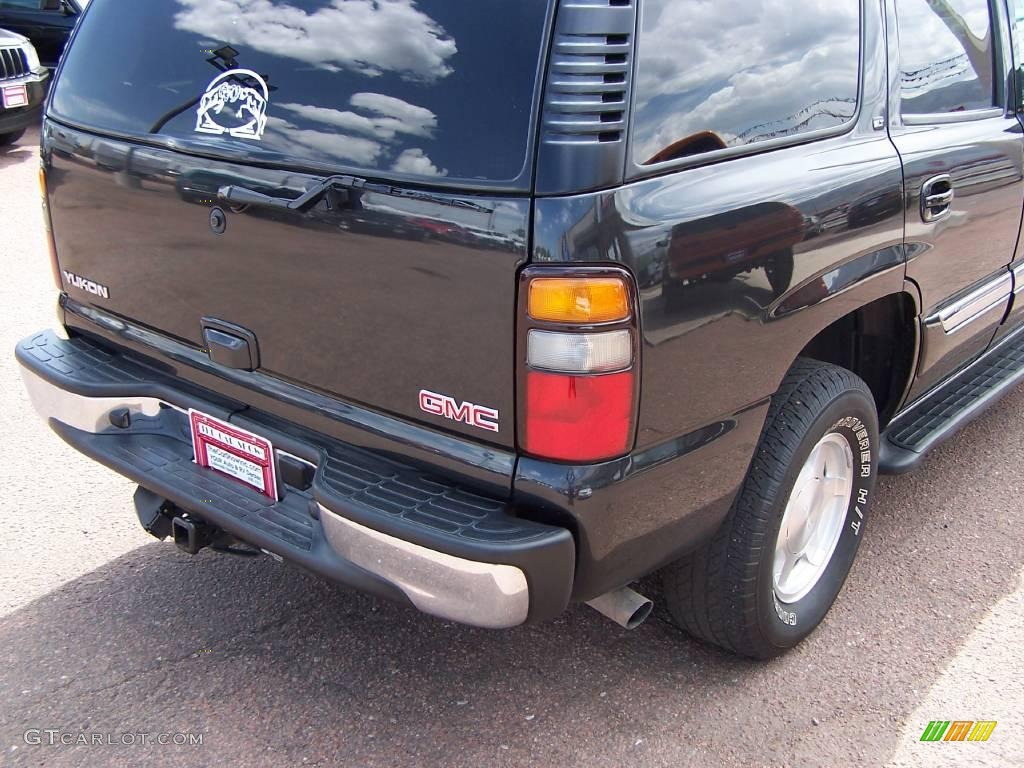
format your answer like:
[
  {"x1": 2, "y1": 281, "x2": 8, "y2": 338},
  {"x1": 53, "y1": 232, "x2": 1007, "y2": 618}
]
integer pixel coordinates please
[
  {"x1": 218, "y1": 175, "x2": 364, "y2": 212},
  {"x1": 218, "y1": 175, "x2": 495, "y2": 214}
]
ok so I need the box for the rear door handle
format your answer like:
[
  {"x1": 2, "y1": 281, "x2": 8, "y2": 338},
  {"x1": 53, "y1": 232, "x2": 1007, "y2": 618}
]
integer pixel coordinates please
[{"x1": 921, "y1": 174, "x2": 954, "y2": 222}]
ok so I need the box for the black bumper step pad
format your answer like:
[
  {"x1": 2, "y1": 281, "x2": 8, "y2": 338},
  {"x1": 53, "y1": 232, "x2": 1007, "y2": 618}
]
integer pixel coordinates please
[
  {"x1": 19, "y1": 331, "x2": 152, "y2": 391},
  {"x1": 318, "y1": 450, "x2": 556, "y2": 547}
]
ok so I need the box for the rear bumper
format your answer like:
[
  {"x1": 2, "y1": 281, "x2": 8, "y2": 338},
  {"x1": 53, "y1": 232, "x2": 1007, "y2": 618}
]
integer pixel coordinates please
[{"x1": 17, "y1": 330, "x2": 575, "y2": 628}]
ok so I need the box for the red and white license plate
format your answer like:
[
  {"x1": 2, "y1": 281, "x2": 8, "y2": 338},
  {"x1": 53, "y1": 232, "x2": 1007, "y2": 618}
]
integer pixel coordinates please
[
  {"x1": 189, "y1": 410, "x2": 278, "y2": 500},
  {"x1": 2, "y1": 85, "x2": 28, "y2": 109}
]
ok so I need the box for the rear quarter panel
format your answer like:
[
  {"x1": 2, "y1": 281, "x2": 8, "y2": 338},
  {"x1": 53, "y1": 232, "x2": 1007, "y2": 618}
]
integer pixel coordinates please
[
  {"x1": 533, "y1": 134, "x2": 906, "y2": 450},
  {"x1": 524, "y1": 3, "x2": 908, "y2": 595}
]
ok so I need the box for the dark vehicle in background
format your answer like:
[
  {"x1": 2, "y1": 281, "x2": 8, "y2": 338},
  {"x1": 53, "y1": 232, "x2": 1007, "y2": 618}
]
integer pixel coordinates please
[
  {"x1": 0, "y1": 0, "x2": 80, "y2": 71},
  {"x1": 17, "y1": 0, "x2": 1024, "y2": 659},
  {"x1": 0, "y1": 28, "x2": 46, "y2": 145}
]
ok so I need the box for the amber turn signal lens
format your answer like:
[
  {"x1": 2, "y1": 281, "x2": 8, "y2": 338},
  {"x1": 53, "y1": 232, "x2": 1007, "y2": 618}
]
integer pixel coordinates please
[
  {"x1": 39, "y1": 164, "x2": 62, "y2": 291},
  {"x1": 528, "y1": 277, "x2": 630, "y2": 324}
]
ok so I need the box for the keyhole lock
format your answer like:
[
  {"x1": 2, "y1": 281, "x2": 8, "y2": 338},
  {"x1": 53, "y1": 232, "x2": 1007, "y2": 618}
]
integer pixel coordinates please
[{"x1": 209, "y1": 206, "x2": 228, "y2": 235}]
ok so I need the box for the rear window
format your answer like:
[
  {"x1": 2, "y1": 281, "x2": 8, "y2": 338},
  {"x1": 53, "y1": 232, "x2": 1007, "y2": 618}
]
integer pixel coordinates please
[
  {"x1": 631, "y1": 0, "x2": 861, "y2": 166},
  {"x1": 50, "y1": 0, "x2": 551, "y2": 188}
]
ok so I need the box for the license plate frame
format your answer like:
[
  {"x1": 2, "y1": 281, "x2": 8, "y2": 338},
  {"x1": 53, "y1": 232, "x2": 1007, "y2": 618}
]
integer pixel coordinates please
[
  {"x1": 2, "y1": 84, "x2": 28, "y2": 109},
  {"x1": 189, "y1": 410, "x2": 279, "y2": 501}
]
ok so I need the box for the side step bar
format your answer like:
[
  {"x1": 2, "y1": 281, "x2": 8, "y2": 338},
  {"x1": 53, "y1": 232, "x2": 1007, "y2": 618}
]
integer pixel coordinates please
[{"x1": 880, "y1": 323, "x2": 1024, "y2": 474}]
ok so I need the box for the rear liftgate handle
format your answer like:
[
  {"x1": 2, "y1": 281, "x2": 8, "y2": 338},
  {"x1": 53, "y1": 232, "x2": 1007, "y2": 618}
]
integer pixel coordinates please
[
  {"x1": 201, "y1": 318, "x2": 259, "y2": 371},
  {"x1": 921, "y1": 174, "x2": 954, "y2": 223}
]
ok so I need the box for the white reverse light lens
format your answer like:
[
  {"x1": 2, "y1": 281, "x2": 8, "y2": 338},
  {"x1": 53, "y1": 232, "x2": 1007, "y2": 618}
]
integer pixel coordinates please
[
  {"x1": 22, "y1": 44, "x2": 41, "y2": 73},
  {"x1": 527, "y1": 329, "x2": 632, "y2": 374}
]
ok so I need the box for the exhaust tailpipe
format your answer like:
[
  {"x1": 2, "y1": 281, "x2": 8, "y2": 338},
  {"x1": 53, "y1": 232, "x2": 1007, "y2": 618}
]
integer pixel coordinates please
[{"x1": 586, "y1": 587, "x2": 653, "y2": 630}]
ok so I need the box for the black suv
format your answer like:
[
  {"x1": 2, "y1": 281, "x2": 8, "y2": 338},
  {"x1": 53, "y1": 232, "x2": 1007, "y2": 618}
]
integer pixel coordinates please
[
  {"x1": 0, "y1": 27, "x2": 47, "y2": 144},
  {"x1": 0, "y1": 0, "x2": 81, "y2": 71},
  {"x1": 17, "y1": 0, "x2": 1024, "y2": 658}
]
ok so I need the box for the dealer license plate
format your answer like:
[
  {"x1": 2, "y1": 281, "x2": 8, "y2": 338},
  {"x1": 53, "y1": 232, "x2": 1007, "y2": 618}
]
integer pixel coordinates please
[
  {"x1": 189, "y1": 410, "x2": 278, "y2": 500},
  {"x1": 2, "y1": 85, "x2": 28, "y2": 109}
]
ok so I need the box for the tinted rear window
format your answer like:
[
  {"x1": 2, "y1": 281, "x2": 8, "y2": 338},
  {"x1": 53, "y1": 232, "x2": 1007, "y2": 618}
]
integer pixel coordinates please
[
  {"x1": 50, "y1": 0, "x2": 551, "y2": 187},
  {"x1": 631, "y1": 0, "x2": 861, "y2": 166}
]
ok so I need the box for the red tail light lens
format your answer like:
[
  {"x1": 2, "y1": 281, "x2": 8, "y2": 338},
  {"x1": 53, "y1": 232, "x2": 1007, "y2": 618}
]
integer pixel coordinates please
[
  {"x1": 518, "y1": 268, "x2": 639, "y2": 464},
  {"x1": 525, "y1": 371, "x2": 634, "y2": 462}
]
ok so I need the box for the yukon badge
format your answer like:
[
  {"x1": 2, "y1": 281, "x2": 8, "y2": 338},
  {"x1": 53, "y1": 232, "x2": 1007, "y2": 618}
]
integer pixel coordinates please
[
  {"x1": 195, "y1": 69, "x2": 269, "y2": 141},
  {"x1": 62, "y1": 270, "x2": 109, "y2": 299}
]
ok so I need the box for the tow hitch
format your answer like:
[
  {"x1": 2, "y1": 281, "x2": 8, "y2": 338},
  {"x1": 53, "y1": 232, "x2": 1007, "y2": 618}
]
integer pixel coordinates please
[
  {"x1": 134, "y1": 485, "x2": 262, "y2": 557},
  {"x1": 134, "y1": 485, "x2": 213, "y2": 554},
  {"x1": 171, "y1": 515, "x2": 214, "y2": 555}
]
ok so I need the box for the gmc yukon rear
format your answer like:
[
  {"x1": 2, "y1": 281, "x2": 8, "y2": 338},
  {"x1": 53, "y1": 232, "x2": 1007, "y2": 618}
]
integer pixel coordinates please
[{"x1": 20, "y1": 0, "x2": 1024, "y2": 658}]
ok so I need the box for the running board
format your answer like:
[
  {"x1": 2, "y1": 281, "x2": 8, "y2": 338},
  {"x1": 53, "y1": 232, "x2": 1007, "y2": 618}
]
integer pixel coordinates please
[{"x1": 880, "y1": 324, "x2": 1024, "y2": 474}]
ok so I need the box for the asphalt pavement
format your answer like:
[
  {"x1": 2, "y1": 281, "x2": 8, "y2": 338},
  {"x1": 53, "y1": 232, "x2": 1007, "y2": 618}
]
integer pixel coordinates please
[{"x1": 1, "y1": 128, "x2": 1021, "y2": 767}]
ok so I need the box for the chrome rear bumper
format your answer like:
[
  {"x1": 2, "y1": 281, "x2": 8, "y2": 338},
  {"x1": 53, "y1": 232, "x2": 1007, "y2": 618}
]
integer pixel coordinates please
[
  {"x1": 17, "y1": 330, "x2": 574, "y2": 628},
  {"x1": 319, "y1": 509, "x2": 528, "y2": 628}
]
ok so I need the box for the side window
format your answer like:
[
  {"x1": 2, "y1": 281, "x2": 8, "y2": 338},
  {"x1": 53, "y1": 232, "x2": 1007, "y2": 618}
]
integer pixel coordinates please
[
  {"x1": 630, "y1": 1, "x2": 861, "y2": 167},
  {"x1": 896, "y1": 0, "x2": 996, "y2": 115},
  {"x1": 0, "y1": 1, "x2": 43, "y2": 9}
]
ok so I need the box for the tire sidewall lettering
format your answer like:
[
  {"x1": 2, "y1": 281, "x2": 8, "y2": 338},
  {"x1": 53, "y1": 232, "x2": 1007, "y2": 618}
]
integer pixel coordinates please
[{"x1": 831, "y1": 416, "x2": 872, "y2": 537}]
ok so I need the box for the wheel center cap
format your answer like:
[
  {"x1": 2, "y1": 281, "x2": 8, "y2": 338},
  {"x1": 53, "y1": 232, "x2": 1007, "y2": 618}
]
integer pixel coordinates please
[{"x1": 774, "y1": 434, "x2": 854, "y2": 604}]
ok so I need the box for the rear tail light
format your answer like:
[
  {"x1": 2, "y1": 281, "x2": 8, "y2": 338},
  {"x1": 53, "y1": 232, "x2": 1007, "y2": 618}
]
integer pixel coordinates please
[
  {"x1": 518, "y1": 268, "x2": 639, "y2": 463},
  {"x1": 39, "y1": 164, "x2": 61, "y2": 290}
]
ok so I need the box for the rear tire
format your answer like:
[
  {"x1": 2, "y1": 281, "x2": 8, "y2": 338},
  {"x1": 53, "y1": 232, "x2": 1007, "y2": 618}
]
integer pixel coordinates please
[
  {"x1": 0, "y1": 129, "x2": 25, "y2": 147},
  {"x1": 662, "y1": 358, "x2": 878, "y2": 658}
]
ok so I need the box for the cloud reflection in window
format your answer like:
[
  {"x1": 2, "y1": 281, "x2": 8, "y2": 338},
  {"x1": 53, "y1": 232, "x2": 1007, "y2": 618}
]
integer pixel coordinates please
[
  {"x1": 278, "y1": 96, "x2": 437, "y2": 142},
  {"x1": 263, "y1": 116, "x2": 383, "y2": 164},
  {"x1": 633, "y1": 0, "x2": 859, "y2": 164},
  {"x1": 391, "y1": 148, "x2": 447, "y2": 177},
  {"x1": 266, "y1": 92, "x2": 445, "y2": 174},
  {"x1": 174, "y1": 0, "x2": 457, "y2": 82}
]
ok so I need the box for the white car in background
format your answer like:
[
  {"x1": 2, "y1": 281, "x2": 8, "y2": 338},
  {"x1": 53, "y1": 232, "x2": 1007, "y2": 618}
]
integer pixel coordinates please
[{"x1": 0, "y1": 30, "x2": 47, "y2": 146}]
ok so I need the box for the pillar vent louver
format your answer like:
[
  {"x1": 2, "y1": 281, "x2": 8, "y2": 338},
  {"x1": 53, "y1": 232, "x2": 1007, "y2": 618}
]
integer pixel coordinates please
[{"x1": 536, "y1": 0, "x2": 638, "y2": 195}]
